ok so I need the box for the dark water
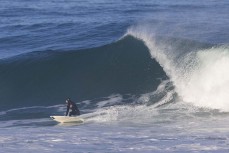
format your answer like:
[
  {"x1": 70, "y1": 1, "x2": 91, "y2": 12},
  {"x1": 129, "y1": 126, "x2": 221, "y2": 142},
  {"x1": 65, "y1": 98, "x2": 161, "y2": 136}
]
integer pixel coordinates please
[{"x1": 0, "y1": 36, "x2": 167, "y2": 110}]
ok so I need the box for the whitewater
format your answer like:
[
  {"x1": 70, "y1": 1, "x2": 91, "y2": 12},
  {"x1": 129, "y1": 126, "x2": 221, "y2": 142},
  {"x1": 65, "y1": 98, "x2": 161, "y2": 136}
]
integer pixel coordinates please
[
  {"x1": 127, "y1": 26, "x2": 229, "y2": 111},
  {"x1": 0, "y1": 0, "x2": 229, "y2": 152}
]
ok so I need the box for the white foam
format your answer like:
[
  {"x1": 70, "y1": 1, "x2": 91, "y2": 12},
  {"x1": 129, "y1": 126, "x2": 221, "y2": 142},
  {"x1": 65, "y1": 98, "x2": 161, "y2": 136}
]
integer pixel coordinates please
[
  {"x1": 96, "y1": 94, "x2": 123, "y2": 108},
  {"x1": 127, "y1": 25, "x2": 229, "y2": 111},
  {"x1": 139, "y1": 80, "x2": 175, "y2": 107},
  {"x1": 177, "y1": 47, "x2": 229, "y2": 111},
  {"x1": 81, "y1": 104, "x2": 164, "y2": 124}
]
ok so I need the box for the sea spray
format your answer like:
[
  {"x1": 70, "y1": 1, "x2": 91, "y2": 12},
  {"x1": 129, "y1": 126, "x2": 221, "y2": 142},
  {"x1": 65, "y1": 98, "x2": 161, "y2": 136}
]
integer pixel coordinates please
[{"x1": 127, "y1": 26, "x2": 229, "y2": 111}]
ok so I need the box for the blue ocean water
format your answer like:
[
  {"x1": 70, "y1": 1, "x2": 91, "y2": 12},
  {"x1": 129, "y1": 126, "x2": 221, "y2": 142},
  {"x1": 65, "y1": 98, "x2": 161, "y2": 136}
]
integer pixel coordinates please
[{"x1": 0, "y1": 0, "x2": 229, "y2": 152}]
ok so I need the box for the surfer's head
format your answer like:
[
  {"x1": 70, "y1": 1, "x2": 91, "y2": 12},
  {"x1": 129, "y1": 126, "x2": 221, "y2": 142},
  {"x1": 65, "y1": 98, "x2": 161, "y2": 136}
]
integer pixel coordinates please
[{"x1": 66, "y1": 98, "x2": 71, "y2": 103}]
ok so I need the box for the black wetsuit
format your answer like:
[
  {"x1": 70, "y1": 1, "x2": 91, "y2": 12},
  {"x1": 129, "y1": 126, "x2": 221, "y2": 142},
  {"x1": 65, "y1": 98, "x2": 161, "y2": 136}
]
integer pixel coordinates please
[{"x1": 66, "y1": 101, "x2": 80, "y2": 116}]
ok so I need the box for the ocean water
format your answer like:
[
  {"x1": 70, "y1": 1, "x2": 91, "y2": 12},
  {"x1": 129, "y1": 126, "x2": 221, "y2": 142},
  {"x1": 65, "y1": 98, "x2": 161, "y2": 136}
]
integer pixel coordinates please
[{"x1": 0, "y1": 0, "x2": 229, "y2": 152}]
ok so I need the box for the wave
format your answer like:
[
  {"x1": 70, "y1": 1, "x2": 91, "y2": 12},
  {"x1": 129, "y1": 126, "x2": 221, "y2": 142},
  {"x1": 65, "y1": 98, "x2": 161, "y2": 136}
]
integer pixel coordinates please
[
  {"x1": 0, "y1": 36, "x2": 166, "y2": 110},
  {"x1": 1, "y1": 25, "x2": 228, "y2": 113}
]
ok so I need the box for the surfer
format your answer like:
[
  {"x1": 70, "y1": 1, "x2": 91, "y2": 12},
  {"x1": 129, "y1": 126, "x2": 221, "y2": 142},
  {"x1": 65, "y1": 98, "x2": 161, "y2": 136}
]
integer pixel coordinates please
[{"x1": 65, "y1": 98, "x2": 80, "y2": 116}]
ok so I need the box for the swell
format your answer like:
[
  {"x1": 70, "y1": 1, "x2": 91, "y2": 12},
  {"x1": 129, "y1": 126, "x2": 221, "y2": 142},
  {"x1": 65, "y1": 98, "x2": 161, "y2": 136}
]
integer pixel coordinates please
[{"x1": 0, "y1": 36, "x2": 167, "y2": 110}]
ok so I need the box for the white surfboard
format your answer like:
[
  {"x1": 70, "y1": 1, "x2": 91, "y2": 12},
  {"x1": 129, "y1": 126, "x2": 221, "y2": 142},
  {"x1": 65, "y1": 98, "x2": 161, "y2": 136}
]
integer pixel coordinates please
[{"x1": 50, "y1": 115, "x2": 84, "y2": 123}]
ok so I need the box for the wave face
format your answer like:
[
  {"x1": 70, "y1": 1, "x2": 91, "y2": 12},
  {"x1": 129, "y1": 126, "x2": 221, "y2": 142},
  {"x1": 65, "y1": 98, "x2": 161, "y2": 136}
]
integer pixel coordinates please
[
  {"x1": 1, "y1": 28, "x2": 228, "y2": 113},
  {"x1": 127, "y1": 26, "x2": 229, "y2": 111},
  {"x1": 0, "y1": 36, "x2": 166, "y2": 110}
]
